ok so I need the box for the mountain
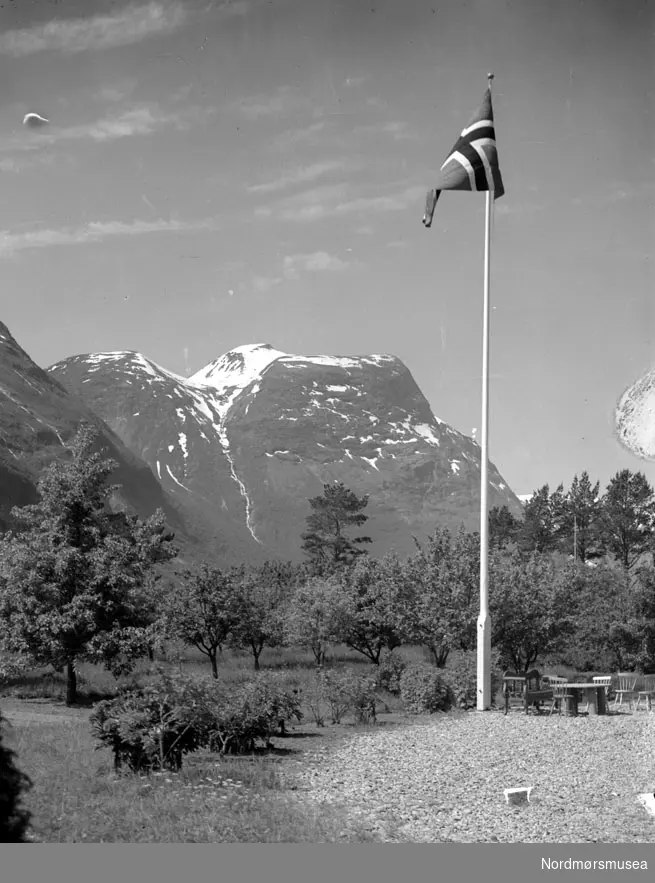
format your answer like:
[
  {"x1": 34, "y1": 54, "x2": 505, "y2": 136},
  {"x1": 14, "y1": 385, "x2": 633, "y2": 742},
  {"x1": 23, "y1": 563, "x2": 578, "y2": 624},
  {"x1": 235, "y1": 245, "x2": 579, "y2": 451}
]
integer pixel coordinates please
[
  {"x1": 0, "y1": 321, "x2": 197, "y2": 561},
  {"x1": 48, "y1": 342, "x2": 523, "y2": 562}
]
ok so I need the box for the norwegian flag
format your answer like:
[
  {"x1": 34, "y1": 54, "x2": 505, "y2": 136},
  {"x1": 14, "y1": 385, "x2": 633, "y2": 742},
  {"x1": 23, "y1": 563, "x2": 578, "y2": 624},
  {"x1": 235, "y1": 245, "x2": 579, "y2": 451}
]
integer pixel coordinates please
[{"x1": 423, "y1": 86, "x2": 504, "y2": 228}]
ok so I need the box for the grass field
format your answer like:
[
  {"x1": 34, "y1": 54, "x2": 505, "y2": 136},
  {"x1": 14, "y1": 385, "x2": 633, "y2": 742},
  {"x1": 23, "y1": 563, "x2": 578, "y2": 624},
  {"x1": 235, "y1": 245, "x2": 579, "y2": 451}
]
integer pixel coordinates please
[{"x1": 0, "y1": 643, "x2": 416, "y2": 843}]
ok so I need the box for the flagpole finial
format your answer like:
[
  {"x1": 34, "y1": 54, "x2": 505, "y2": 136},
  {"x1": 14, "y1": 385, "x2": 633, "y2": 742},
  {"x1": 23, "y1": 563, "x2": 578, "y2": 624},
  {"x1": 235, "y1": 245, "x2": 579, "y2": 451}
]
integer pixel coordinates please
[{"x1": 487, "y1": 72, "x2": 494, "y2": 84}]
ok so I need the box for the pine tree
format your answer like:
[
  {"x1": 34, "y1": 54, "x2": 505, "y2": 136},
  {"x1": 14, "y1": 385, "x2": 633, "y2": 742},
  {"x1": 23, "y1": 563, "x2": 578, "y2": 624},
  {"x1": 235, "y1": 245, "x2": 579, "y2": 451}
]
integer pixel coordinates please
[
  {"x1": 0, "y1": 424, "x2": 177, "y2": 705},
  {"x1": 519, "y1": 484, "x2": 563, "y2": 553},
  {"x1": 301, "y1": 481, "x2": 372, "y2": 569},
  {"x1": 489, "y1": 505, "x2": 521, "y2": 550},
  {"x1": 599, "y1": 470, "x2": 655, "y2": 570},
  {"x1": 563, "y1": 471, "x2": 602, "y2": 563}
]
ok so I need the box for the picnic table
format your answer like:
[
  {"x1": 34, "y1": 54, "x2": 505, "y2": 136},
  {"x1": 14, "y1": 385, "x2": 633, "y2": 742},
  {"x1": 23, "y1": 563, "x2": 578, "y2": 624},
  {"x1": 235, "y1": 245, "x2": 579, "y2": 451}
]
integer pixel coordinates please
[{"x1": 562, "y1": 682, "x2": 607, "y2": 716}]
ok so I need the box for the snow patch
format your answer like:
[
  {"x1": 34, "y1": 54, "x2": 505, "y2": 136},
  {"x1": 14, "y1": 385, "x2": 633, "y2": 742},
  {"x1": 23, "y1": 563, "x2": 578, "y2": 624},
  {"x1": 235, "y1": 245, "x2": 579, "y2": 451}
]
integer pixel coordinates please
[
  {"x1": 361, "y1": 456, "x2": 379, "y2": 471},
  {"x1": 167, "y1": 445, "x2": 175, "y2": 453},
  {"x1": 414, "y1": 423, "x2": 441, "y2": 446},
  {"x1": 165, "y1": 463, "x2": 190, "y2": 491},
  {"x1": 450, "y1": 460, "x2": 460, "y2": 474},
  {"x1": 178, "y1": 432, "x2": 188, "y2": 460}
]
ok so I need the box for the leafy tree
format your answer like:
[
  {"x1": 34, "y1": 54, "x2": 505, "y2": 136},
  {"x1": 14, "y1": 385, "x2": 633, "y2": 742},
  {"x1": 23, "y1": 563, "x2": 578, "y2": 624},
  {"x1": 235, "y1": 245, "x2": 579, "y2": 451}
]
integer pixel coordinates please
[
  {"x1": 489, "y1": 506, "x2": 521, "y2": 551},
  {"x1": 227, "y1": 563, "x2": 291, "y2": 670},
  {"x1": 301, "y1": 481, "x2": 372, "y2": 569},
  {"x1": 599, "y1": 470, "x2": 655, "y2": 570},
  {"x1": 0, "y1": 711, "x2": 32, "y2": 842},
  {"x1": 0, "y1": 424, "x2": 177, "y2": 705},
  {"x1": 284, "y1": 575, "x2": 343, "y2": 666},
  {"x1": 161, "y1": 564, "x2": 235, "y2": 678},
  {"x1": 396, "y1": 527, "x2": 479, "y2": 666},
  {"x1": 562, "y1": 472, "x2": 602, "y2": 563},
  {"x1": 605, "y1": 564, "x2": 655, "y2": 672},
  {"x1": 331, "y1": 554, "x2": 403, "y2": 665},
  {"x1": 489, "y1": 549, "x2": 576, "y2": 671}
]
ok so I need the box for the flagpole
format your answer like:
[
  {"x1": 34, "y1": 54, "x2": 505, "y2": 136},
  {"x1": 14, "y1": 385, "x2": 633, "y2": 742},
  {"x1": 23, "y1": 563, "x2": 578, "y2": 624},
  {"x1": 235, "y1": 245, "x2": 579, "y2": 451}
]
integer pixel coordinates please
[{"x1": 477, "y1": 73, "x2": 494, "y2": 711}]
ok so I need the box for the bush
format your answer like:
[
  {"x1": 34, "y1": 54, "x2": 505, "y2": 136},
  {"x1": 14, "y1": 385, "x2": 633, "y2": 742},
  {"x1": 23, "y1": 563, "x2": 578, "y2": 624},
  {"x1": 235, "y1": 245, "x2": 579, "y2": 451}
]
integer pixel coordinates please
[
  {"x1": 399, "y1": 662, "x2": 449, "y2": 714},
  {"x1": 89, "y1": 683, "x2": 202, "y2": 773},
  {"x1": 442, "y1": 651, "x2": 503, "y2": 710},
  {"x1": 375, "y1": 652, "x2": 406, "y2": 696},
  {"x1": 0, "y1": 710, "x2": 32, "y2": 842},
  {"x1": 89, "y1": 668, "x2": 304, "y2": 771},
  {"x1": 305, "y1": 669, "x2": 378, "y2": 725}
]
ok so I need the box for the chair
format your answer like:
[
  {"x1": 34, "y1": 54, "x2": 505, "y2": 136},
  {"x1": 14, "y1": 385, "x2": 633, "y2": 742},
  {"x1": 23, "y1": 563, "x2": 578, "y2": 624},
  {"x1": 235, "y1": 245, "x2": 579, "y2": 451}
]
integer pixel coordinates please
[
  {"x1": 583, "y1": 676, "x2": 612, "y2": 713},
  {"x1": 503, "y1": 670, "x2": 552, "y2": 715},
  {"x1": 613, "y1": 673, "x2": 638, "y2": 711},
  {"x1": 634, "y1": 675, "x2": 655, "y2": 712},
  {"x1": 547, "y1": 678, "x2": 572, "y2": 716}
]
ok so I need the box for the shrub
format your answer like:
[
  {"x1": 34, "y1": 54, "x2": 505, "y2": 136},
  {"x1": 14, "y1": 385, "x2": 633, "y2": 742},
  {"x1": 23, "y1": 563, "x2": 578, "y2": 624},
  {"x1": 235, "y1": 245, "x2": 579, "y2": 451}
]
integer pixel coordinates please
[
  {"x1": 375, "y1": 652, "x2": 406, "y2": 696},
  {"x1": 399, "y1": 662, "x2": 449, "y2": 714},
  {"x1": 89, "y1": 685, "x2": 202, "y2": 773},
  {"x1": 442, "y1": 650, "x2": 503, "y2": 710},
  {"x1": 0, "y1": 710, "x2": 32, "y2": 842},
  {"x1": 89, "y1": 667, "x2": 304, "y2": 771}
]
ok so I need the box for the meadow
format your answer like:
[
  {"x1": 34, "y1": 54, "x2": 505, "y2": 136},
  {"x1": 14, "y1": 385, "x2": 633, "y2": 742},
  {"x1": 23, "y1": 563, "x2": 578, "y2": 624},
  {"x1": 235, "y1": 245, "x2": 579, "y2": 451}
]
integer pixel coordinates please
[{"x1": 0, "y1": 644, "x2": 422, "y2": 843}]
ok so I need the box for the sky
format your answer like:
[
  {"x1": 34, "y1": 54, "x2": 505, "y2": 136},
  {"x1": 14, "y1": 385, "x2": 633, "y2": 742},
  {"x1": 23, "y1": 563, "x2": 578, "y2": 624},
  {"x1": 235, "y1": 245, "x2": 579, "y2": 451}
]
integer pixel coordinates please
[{"x1": 0, "y1": 0, "x2": 653, "y2": 498}]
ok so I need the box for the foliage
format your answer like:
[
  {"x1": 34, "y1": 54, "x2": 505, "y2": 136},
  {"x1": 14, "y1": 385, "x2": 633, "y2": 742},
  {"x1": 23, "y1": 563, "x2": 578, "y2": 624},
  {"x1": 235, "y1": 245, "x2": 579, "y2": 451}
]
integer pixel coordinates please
[
  {"x1": 226, "y1": 563, "x2": 292, "y2": 670},
  {"x1": 330, "y1": 554, "x2": 402, "y2": 664},
  {"x1": 399, "y1": 662, "x2": 450, "y2": 714},
  {"x1": 489, "y1": 549, "x2": 576, "y2": 671},
  {"x1": 89, "y1": 667, "x2": 304, "y2": 771},
  {"x1": 395, "y1": 527, "x2": 479, "y2": 666},
  {"x1": 599, "y1": 470, "x2": 655, "y2": 570},
  {"x1": 301, "y1": 481, "x2": 372, "y2": 568},
  {"x1": 563, "y1": 472, "x2": 603, "y2": 563},
  {"x1": 440, "y1": 650, "x2": 503, "y2": 710},
  {"x1": 0, "y1": 424, "x2": 177, "y2": 705},
  {"x1": 161, "y1": 563, "x2": 235, "y2": 678},
  {"x1": 310, "y1": 668, "x2": 378, "y2": 724},
  {"x1": 519, "y1": 484, "x2": 567, "y2": 554},
  {"x1": 374, "y1": 652, "x2": 407, "y2": 696},
  {"x1": 283, "y1": 576, "x2": 343, "y2": 666},
  {"x1": 0, "y1": 710, "x2": 32, "y2": 841},
  {"x1": 488, "y1": 505, "x2": 522, "y2": 551}
]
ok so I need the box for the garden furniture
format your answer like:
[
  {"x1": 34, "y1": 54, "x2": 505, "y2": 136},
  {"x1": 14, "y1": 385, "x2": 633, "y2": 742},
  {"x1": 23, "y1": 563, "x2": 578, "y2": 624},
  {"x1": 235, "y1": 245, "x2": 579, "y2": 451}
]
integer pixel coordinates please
[
  {"x1": 503, "y1": 670, "x2": 553, "y2": 715},
  {"x1": 613, "y1": 673, "x2": 638, "y2": 711},
  {"x1": 634, "y1": 675, "x2": 655, "y2": 712}
]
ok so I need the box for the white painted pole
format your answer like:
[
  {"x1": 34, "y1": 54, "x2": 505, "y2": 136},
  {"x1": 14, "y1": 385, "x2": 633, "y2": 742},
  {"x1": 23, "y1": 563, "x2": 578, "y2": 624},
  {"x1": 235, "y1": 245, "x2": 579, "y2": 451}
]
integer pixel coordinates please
[{"x1": 476, "y1": 88, "x2": 494, "y2": 710}]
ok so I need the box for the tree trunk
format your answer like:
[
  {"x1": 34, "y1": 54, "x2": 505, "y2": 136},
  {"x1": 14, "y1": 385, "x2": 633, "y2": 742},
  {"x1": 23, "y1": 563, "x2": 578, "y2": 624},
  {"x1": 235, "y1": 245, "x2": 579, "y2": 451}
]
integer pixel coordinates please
[
  {"x1": 210, "y1": 650, "x2": 219, "y2": 679},
  {"x1": 253, "y1": 651, "x2": 260, "y2": 671},
  {"x1": 147, "y1": 645, "x2": 155, "y2": 662},
  {"x1": 65, "y1": 660, "x2": 77, "y2": 706}
]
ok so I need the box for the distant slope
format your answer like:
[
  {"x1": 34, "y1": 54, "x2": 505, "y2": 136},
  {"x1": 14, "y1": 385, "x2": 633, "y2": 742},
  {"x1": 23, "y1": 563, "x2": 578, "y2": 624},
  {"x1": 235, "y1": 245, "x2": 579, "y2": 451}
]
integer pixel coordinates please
[{"x1": 50, "y1": 342, "x2": 524, "y2": 562}]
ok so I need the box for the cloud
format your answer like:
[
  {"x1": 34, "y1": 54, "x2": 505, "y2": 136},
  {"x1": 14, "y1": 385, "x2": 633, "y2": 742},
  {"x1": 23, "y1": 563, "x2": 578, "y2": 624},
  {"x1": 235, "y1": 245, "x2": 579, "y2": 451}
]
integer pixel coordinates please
[
  {"x1": 252, "y1": 274, "x2": 283, "y2": 293},
  {"x1": 0, "y1": 216, "x2": 220, "y2": 258},
  {"x1": 283, "y1": 251, "x2": 349, "y2": 279},
  {"x1": 2, "y1": 104, "x2": 205, "y2": 154},
  {"x1": 235, "y1": 85, "x2": 310, "y2": 121},
  {"x1": 355, "y1": 120, "x2": 417, "y2": 141},
  {"x1": 256, "y1": 183, "x2": 425, "y2": 223},
  {"x1": 0, "y1": 2, "x2": 187, "y2": 57},
  {"x1": 247, "y1": 160, "x2": 350, "y2": 194},
  {"x1": 343, "y1": 76, "x2": 366, "y2": 88},
  {"x1": 271, "y1": 120, "x2": 327, "y2": 150}
]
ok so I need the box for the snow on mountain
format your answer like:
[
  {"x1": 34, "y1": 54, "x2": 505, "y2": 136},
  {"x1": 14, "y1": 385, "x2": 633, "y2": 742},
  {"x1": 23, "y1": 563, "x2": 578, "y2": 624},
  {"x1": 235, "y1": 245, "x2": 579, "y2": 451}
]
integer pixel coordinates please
[{"x1": 49, "y1": 342, "x2": 524, "y2": 563}]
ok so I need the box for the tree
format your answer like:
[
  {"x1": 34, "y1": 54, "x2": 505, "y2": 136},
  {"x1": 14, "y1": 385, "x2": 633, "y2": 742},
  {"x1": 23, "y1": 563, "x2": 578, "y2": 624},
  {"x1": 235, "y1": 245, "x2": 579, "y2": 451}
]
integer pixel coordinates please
[
  {"x1": 599, "y1": 470, "x2": 655, "y2": 571},
  {"x1": 0, "y1": 711, "x2": 32, "y2": 842},
  {"x1": 519, "y1": 484, "x2": 567, "y2": 554},
  {"x1": 331, "y1": 554, "x2": 402, "y2": 665},
  {"x1": 0, "y1": 424, "x2": 177, "y2": 705},
  {"x1": 396, "y1": 527, "x2": 479, "y2": 666},
  {"x1": 227, "y1": 563, "x2": 292, "y2": 670},
  {"x1": 563, "y1": 472, "x2": 602, "y2": 563},
  {"x1": 284, "y1": 576, "x2": 343, "y2": 666},
  {"x1": 301, "y1": 481, "x2": 372, "y2": 569},
  {"x1": 489, "y1": 550, "x2": 575, "y2": 671},
  {"x1": 489, "y1": 506, "x2": 521, "y2": 551},
  {"x1": 161, "y1": 564, "x2": 235, "y2": 678}
]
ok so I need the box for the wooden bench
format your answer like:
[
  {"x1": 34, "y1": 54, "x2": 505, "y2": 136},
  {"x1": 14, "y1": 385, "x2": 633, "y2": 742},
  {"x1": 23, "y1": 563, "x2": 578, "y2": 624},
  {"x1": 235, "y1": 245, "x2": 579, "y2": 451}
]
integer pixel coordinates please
[{"x1": 503, "y1": 669, "x2": 553, "y2": 715}]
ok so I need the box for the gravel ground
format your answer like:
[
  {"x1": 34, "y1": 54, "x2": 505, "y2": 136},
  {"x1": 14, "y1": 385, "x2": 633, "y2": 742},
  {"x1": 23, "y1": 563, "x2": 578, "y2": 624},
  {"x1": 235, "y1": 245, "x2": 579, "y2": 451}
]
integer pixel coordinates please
[{"x1": 287, "y1": 710, "x2": 655, "y2": 842}]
